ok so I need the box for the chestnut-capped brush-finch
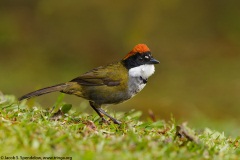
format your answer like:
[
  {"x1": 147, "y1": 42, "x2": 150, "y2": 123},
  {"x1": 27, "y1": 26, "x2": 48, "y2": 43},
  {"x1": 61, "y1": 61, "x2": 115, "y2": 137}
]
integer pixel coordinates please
[{"x1": 19, "y1": 44, "x2": 160, "y2": 124}]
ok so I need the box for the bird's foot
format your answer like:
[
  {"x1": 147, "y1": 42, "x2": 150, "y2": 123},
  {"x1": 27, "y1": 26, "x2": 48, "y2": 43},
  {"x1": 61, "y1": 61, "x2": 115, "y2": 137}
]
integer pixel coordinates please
[
  {"x1": 98, "y1": 108, "x2": 122, "y2": 125},
  {"x1": 100, "y1": 117, "x2": 121, "y2": 125},
  {"x1": 100, "y1": 117, "x2": 110, "y2": 124},
  {"x1": 112, "y1": 119, "x2": 122, "y2": 125}
]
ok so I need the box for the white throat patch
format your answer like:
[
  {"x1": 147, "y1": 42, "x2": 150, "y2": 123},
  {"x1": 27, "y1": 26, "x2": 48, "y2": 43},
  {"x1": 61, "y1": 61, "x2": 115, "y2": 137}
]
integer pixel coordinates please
[
  {"x1": 128, "y1": 64, "x2": 155, "y2": 97},
  {"x1": 128, "y1": 64, "x2": 155, "y2": 79}
]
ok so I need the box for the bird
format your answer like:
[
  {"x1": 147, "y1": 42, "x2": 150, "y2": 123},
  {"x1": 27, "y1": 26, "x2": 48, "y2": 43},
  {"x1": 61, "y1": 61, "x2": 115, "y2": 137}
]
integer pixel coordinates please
[{"x1": 19, "y1": 44, "x2": 160, "y2": 124}]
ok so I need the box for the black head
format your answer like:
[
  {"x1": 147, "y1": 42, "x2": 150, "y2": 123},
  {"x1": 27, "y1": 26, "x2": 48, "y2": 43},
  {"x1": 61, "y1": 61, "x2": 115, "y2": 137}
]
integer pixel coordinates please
[{"x1": 122, "y1": 51, "x2": 160, "y2": 70}]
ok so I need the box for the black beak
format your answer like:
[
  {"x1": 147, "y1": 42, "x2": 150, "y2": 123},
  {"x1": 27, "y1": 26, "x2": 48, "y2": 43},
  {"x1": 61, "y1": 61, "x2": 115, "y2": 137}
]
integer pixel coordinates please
[{"x1": 149, "y1": 57, "x2": 160, "y2": 64}]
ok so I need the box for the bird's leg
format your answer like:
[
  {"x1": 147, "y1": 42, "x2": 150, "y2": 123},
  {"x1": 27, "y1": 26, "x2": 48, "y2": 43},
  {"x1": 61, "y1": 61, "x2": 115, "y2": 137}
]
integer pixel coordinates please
[
  {"x1": 98, "y1": 108, "x2": 122, "y2": 125},
  {"x1": 89, "y1": 101, "x2": 108, "y2": 124},
  {"x1": 89, "y1": 101, "x2": 121, "y2": 125}
]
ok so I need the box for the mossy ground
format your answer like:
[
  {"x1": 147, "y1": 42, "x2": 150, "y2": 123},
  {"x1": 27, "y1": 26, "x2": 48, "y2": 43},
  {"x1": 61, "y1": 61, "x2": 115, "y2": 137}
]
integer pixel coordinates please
[{"x1": 0, "y1": 94, "x2": 239, "y2": 160}]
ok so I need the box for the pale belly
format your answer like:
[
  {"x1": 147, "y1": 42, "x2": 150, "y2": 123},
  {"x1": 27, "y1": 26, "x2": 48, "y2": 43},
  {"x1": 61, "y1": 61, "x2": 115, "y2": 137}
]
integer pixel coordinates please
[{"x1": 128, "y1": 76, "x2": 147, "y2": 98}]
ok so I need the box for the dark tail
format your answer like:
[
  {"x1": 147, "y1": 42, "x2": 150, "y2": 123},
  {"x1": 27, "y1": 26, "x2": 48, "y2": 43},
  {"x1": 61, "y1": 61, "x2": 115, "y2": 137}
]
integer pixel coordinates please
[{"x1": 19, "y1": 83, "x2": 68, "y2": 101}]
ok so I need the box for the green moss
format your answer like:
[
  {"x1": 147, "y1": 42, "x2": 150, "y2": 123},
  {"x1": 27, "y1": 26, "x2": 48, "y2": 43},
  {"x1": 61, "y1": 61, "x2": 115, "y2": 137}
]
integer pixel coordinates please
[{"x1": 0, "y1": 94, "x2": 239, "y2": 159}]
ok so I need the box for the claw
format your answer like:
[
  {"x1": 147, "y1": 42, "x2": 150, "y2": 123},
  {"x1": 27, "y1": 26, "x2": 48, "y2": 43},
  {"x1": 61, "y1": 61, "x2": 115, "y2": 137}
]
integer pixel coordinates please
[{"x1": 113, "y1": 119, "x2": 122, "y2": 125}]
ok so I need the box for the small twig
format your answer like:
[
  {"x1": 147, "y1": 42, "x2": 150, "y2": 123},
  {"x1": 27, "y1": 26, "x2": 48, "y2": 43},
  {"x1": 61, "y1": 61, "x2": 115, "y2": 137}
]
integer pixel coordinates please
[
  {"x1": 176, "y1": 122, "x2": 200, "y2": 144},
  {"x1": 148, "y1": 109, "x2": 156, "y2": 122}
]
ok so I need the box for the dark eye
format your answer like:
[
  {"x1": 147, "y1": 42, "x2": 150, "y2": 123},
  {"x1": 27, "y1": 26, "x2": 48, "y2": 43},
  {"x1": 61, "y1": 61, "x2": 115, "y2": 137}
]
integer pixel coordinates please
[{"x1": 139, "y1": 57, "x2": 144, "y2": 61}]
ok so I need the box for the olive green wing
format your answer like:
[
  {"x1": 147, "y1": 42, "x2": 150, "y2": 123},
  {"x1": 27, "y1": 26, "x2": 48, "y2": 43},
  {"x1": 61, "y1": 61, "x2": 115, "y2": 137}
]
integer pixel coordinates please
[{"x1": 70, "y1": 63, "x2": 124, "y2": 86}]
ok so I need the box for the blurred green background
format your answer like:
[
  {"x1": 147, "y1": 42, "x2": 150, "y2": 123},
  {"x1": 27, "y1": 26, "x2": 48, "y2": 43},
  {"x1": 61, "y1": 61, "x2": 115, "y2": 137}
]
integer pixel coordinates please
[{"x1": 1, "y1": 1, "x2": 240, "y2": 134}]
